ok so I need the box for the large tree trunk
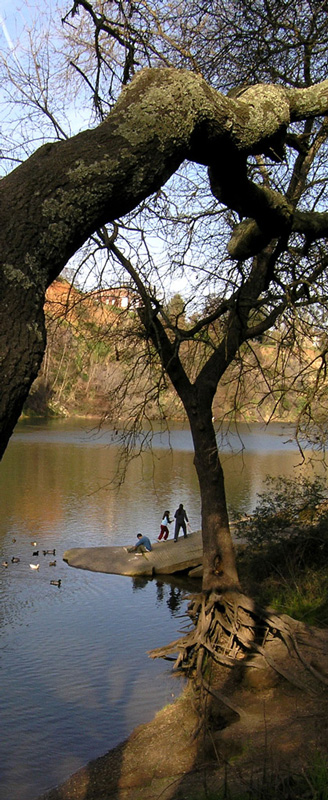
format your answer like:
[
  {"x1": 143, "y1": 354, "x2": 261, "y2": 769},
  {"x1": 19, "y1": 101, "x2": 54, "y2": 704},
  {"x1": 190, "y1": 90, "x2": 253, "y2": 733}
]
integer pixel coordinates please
[
  {"x1": 194, "y1": 435, "x2": 240, "y2": 593},
  {"x1": 0, "y1": 276, "x2": 46, "y2": 454},
  {"x1": 185, "y1": 391, "x2": 240, "y2": 592}
]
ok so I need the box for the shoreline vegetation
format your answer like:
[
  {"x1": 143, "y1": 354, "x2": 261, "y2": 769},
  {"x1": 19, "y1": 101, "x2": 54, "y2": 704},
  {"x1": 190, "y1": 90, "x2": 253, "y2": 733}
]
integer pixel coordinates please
[
  {"x1": 23, "y1": 279, "x2": 320, "y2": 427},
  {"x1": 36, "y1": 487, "x2": 328, "y2": 800}
]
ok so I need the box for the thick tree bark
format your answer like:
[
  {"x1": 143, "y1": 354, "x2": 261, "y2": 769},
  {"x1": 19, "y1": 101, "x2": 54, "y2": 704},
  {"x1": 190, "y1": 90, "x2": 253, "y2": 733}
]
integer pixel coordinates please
[
  {"x1": 188, "y1": 404, "x2": 240, "y2": 592},
  {"x1": 0, "y1": 278, "x2": 46, "y2": 456},
  {"x1": 1, "y1": 67, "x2": 328, "y2": 456}
]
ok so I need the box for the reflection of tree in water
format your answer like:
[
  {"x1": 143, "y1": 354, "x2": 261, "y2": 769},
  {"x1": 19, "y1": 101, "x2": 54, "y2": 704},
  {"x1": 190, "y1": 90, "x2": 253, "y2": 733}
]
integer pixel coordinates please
[
  {"x1": 166, "y1": 586, "x2": 183, "y2": 615},
  {"x1": 131, "y1": 576, "x2": 149, "y2": 591},
  {"x1": 132, "y1": 576, "x2": 192, "y2": 614},
  {"x1": 156, "y1": 578, "x2": 196, "y2": 613},
  {"x1": 156, "y1": 581, "x2": 165, "y2": 602}
]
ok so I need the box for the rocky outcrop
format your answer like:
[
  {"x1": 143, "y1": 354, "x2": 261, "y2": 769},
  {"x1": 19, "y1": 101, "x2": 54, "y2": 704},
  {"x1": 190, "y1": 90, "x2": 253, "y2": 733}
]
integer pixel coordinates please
[{"x1": 63, "y1": 531, "x2": 203, "y2": 577}]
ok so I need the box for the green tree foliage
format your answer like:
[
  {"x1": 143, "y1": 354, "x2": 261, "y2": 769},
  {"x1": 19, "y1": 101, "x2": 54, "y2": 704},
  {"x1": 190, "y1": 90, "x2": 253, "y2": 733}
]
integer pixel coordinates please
[{"x1": 236, "y1": 475, "x2": 328, "y2": 546}]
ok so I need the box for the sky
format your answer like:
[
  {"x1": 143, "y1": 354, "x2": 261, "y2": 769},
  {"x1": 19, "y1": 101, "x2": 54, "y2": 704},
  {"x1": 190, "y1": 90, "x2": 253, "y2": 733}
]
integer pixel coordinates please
[
  {"x1": 0, "y1": 0, "x2": 35, "y2": 47},
  {"x1": 0, "y1": 0, "x2": 91, "y2": 137},
  {"x1": 0, "y1": 0, "x2": 197, "y2": 298}
]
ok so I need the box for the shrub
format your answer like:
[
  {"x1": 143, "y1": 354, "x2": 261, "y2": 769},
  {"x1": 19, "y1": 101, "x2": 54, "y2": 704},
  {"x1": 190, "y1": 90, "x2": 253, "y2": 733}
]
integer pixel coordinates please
[
  {"x1": 235, "y1": 475, "x2": 327, "y2": 547},
  {"x1": 234, "y1": 475, "x2": 328, "y2": 624}
]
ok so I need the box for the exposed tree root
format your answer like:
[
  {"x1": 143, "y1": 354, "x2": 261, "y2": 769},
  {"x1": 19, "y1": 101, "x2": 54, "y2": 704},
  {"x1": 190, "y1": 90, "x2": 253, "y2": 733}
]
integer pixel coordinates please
[{"x1": 149, "y1": 590, "x2": 328, "y2": 694}]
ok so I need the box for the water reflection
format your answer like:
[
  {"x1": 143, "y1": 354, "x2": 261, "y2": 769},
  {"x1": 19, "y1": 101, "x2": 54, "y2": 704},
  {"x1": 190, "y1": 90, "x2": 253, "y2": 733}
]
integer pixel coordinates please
[
  {"x1": 0, "y1": 419, "x2": 326, "y2": 800},
  {"x1": 131, "y1": 576, "x2": 149, "y2": 591},
  {"x1": 155, "y1": 575, "x2": 200, "y2": 615},
  {"x1": 166, "y1": 586, "x2": 183, "y2": 614},
  {"x1": 132, "y1": 575, "x2": 197, "y2": 616}
]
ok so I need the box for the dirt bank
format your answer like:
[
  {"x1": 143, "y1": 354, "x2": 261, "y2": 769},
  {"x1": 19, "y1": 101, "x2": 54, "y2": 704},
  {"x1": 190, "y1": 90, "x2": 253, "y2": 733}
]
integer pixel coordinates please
[{"x1": 36, "y1": 618, "x2": 328, "y2": 800}]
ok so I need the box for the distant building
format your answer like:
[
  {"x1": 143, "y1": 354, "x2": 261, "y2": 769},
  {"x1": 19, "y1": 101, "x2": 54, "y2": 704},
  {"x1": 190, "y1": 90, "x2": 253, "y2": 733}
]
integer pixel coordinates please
[
  {"x1": 92, "y1": 287, "x2": 140, "y2": 309},
  {"x1": 45, "y1": 281, "x2": 141, "y2": 314}
]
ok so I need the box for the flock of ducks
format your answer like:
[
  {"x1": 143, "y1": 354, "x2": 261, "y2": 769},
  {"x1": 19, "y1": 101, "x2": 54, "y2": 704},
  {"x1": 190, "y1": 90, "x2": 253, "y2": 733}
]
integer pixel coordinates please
[{"x1": 2, "y1": 539, "x2": 61, "y2": 586}]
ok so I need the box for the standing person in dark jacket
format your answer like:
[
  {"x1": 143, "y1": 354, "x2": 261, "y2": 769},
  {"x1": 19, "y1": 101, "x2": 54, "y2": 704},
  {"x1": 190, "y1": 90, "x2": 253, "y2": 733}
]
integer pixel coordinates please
[{"x1": 174, "y1": 503, "x2": 189, "y2": 541}]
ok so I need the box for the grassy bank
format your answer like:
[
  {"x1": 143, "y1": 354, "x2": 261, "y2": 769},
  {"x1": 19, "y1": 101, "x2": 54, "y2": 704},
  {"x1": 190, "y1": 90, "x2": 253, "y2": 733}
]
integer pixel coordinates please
[{"x1": 237, "y1": 536, "x2": 328, "y2": 628}]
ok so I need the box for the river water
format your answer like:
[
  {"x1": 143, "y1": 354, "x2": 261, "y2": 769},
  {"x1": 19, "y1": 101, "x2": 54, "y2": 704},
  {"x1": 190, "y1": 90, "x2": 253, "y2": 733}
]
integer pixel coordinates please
[{"x1": 0, "y1": 419, "x2": 323, "y2": 800}]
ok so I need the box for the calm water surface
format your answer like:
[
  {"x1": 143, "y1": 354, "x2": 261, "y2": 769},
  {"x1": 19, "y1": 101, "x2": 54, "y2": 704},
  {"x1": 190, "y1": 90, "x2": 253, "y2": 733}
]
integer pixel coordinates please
[{"x1": 0, "y1": 419, "x2": 323, "y2": 800}]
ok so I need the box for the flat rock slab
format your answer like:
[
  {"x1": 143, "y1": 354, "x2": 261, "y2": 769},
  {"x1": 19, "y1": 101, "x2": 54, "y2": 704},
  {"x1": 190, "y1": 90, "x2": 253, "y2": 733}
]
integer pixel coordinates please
[{"x1": 63, "y1": 531, "x2": 203, "y2": 577}]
